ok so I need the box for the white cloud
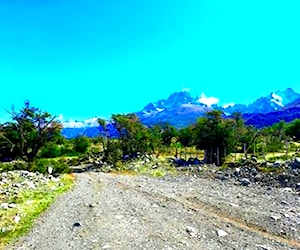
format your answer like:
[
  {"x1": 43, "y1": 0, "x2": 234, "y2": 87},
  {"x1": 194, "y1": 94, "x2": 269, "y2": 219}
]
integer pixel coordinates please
[
  {"x1": 182, "y1": 88, "x2": 190, "y2": 92},
  {"x1": 61, "y1": 117, "x2": 105, "y2": 128},
  {"x1": 62, "y1": 120, "x2": 84, "y2": 128},
  {"x1": 57, "y1": 114, "x2": 64, "y2": 122},
  {"x1": 198, "y1": 93, "x2": 219, "y2": 107},
  {"x1": 222, "y1": 103, "x2": 235, "y2": 108}
]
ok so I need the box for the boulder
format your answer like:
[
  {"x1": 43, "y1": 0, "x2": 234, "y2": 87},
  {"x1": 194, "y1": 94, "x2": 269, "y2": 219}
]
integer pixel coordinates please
[
  {"x1": 233, "y1": 168, "x2": 240, "y2": 176},
  {"x1": 174, "y1": 158, "x2": 188, "y2": 167},
  {"x1": 240, "y1": 178, "x2": 251, "y2": 186},
  {"x1": 187, "y1": 158, "x2": 202, "y2": 165},
  {"x1": 273, "y1": 161, "x2": 282, "y2": 168},
  {"x1": 291, "y1": 158, "x2": 300, "y2": 170},
  {"x1": 251, "y1": 156, "x2": 258, "y2": 163}
]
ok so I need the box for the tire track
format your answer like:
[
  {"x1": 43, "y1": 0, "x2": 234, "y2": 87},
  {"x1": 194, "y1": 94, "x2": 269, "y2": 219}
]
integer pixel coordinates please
[{"x1": 117, "y1": 180, "x2": 300, "y2": 249}]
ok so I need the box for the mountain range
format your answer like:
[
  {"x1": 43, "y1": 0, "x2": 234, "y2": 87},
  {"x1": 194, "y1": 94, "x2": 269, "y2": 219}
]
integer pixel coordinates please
[{"x1": 62, "y1": 88, "x2": 300, "y2": 138}]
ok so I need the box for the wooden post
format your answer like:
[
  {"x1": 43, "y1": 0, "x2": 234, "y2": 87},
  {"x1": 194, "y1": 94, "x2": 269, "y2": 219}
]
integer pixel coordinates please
[
  {"x1": 285, "y1": 140, "x2": 289, "y2": 160},
  {"x1": 262, "y1": 140, "x2": 266, "y2": 161},
  {"x1": 210, "y1": 148, "x2": 213, "y2": 163},
  {"x1": 235, "y1": 148, "x2": 237, "y2": 162},
  {"x1": 224, "y1": 147, "x2": 227, "y2": 163},
  {"x1": 217, "y1": 148, "x2": 220, "y2": 166},
  {"x1": 244, "y1": 143, "x2": 247, "y2": 159}
]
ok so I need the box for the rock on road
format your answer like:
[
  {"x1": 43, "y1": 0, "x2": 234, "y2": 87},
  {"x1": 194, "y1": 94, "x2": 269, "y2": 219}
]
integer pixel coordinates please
[{"x1": 10, "y1": 172, "x2": 300, "y2": 250}]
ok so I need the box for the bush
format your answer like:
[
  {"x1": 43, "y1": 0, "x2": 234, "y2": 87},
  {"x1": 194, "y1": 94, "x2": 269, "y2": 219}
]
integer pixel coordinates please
[
  {"x1": 31, "y1": 159, "x2": 71, "y2": 174},
  {"x1": 39, "y1": 143, "x2": 61, "y2": 158},
  {"x1": 0, "y1": 163, "x2": 14, "y2": 172},
  {"x1": 73, "y1": 136, "x2": 91, "y2": 154}
]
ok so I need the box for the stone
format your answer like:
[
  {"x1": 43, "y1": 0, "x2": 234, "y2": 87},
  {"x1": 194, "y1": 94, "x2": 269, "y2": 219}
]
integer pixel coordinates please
[
  {"x1": 251, "y1": 168, "x2": 258, "y2": 176},
  {"x1": 151, "y1": 164, "x2": 158, "y2": 169},
  {"x1": 229, "y1": 203, "x2": 239, "y2": 208},
  {"x1": 273, "y1": 161, "x2": 282, "y2": 168},
  {"x1": 251, "y1": 156, "x2": 258, "y2": 162},
  {"x1": 73, "y1": 222, "x2": 82, "y2": 227},
  {"x1": 217, "y1": 229, "x2": 228, "y2": 237},
  {"x1": 8, "y1": 203, "x2": 17, "y2": 208},
  {"x1": 291, "y1": 158, "x2": 300, "y2": 170},
  {"x1": 12, "y1": 183, "x2": 22, "y2": 188},
  {"x1": 234, "y1": 168, "x2": 240, "y2": 176},
  {"x1": 115, "y1": 214, "x2": 124, "y2": 219},
  {"x1": 257, "y1": 245, "x2": 272, "y2": 250},
  {"x1": 102, "y1": 244, "x2": 111, "y2": 249},
  {"x1": 23, "y1": 181, "x2": 36, "y2": 189},
  {"x1": 240, "y1": 178, "x2": 251, "y2": 186},
  {"x1": 89, "y1": 203, "x2": 96, "y2": 208},
  {"x1": 186, "y1": 226, "x2": 198, "y2": 237},
  {"x1": 14, "y1": 214, "x2": 21, "y2": 223},
  {"x1": 0, "y1": 203, "x2": 9, "y2": 209},
  {"x1": 47, "y1": 166, "x2": 53, "y2": 175},
  {"x1": 281, "y1": 200, "x2": 289, "y2": 205},
  {"x1": 218, "y1": 175, "x2": 228, "y2": 181},
  {"x1": 270, "y1": 215, "x2": 281, "y2": 221}
]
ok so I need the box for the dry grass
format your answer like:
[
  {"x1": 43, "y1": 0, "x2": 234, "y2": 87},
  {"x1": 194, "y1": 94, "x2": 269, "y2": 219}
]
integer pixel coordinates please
[{"x1": 0, "y1": 174, "x2": 75, "y2": 249}]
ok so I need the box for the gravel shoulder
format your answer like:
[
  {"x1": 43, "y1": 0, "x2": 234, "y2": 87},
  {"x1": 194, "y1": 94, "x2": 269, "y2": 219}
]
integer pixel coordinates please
[{"x1": 9, "y1": 172, "x2": 300, "y2": 250}]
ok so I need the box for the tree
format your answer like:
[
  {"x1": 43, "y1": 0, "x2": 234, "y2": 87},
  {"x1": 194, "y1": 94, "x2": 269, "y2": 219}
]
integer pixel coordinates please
[
  {"x1": 178, "y1": 126, "x2": 194, "y2": 147},
  {"x1": 285, "y1": 119, "x2": 300, "y2": 141},
  {"x1": 97, "y1": 118, "x2": 109, "y2": 154},
  {"x1": 73, "y1": 136, "x2": 91, "y2": 154},
  {"x1": 192, "y1": 110, "x2": 237, "y2": 165},
  {"x1": 260, "y1": 120, "x2": 286, "y2": 154},
  {"x1": 156, "y1": 123, "x2": 178, "y2": 146},
  {"x1": 108, "y1": 114, "x2": 158, "y2": 161},
  {"x1": 0, "y1": 101, "x2": 62, "y2": 164}
]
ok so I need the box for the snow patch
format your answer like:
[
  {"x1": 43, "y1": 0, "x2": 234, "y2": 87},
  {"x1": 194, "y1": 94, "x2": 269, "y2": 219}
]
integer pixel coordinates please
[
  {"x1": 156, "y1": 108, "x2": 165, "y2": 112},
  {"x1": 223, "y1": 103, "x2": 235, "y2": 109},
  {"x1": 271, "y1": 92, "x2": 284, "y2": 107}
]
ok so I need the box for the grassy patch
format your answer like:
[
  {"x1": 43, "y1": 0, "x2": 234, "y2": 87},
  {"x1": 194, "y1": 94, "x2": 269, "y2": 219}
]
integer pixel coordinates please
[
  {"x1": 108, "y1": 157, "x2": 179, "y2": 178},
  {"x1": 0, "y1": 174, "x2": 75, "y2": 249},
  {"x1": 258, "y1": 167, "x2": 285, "y2": 174}
]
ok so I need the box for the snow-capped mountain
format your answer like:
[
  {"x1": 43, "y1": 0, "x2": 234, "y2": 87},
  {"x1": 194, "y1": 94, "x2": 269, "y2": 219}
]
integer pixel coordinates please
[
  {"x1": 61, "y1": 88, "x2": 300, "y2": 138},
  {"x1": 246, "y1": 88, "x2": 300, "y2": 113},
  {"x1": 137, "y1": 87, "x2": 300, "y2": 128},
  {"x1": 136, "y1": 91, "x2": 212, "y2": 127}
]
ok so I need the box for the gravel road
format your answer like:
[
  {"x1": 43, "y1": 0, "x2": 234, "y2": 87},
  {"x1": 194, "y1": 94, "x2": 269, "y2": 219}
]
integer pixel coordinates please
[{"x1": 9, "y1": 172, "x2": 300, "y2": 250}]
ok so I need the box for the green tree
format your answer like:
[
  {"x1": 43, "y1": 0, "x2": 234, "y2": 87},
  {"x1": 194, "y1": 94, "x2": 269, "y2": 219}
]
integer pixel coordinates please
[
  {"x1": 107, "y1": 114, "x2": 157, "y2": 162},
  {"x1": 0, "y1": 101, "x2": 62, "y2": 164},
  {"x1": 178, "y1": 126, "x2": 194, "y2": 147},
  {"x1": 285, "y1": 119, "x2": 300, "y2": 141},
  {"x1": 98, "y1": 118, "x2": 110, "y2": 153},
  {"x1": 192, "y1": 110, "x2": 237, "y2": 165},
  {"x1": 261, "y1": 120, "x2": 286, "y2": 153},
  {"x1": 73, "y1": 136, "x2": 91, "y2": 154}
]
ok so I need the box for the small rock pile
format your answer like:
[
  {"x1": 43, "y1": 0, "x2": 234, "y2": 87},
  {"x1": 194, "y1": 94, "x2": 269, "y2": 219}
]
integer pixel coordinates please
[
  {"x1": 0, "y1": 170, "x2": 61, "y2": 209},
  {"x1": 215, "y1": 157, "x2": 300, "y2": 190}
]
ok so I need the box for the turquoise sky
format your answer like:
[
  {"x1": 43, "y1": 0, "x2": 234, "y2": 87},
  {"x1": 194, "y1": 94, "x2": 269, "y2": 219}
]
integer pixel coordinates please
[{"x1": 1, "y1": 0, "x2": 300, "y2": 122}]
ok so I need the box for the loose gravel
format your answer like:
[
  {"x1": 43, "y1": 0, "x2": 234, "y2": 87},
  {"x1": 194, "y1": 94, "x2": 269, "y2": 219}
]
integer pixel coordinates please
[{"x1": 9, "y1": 172, "x2": 300, "y2": 250}]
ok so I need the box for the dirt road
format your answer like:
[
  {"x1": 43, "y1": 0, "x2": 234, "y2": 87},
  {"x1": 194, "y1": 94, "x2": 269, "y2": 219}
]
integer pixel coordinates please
[{"x1": 10, "y1": 172, "x2": 300, "y2": 249}]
